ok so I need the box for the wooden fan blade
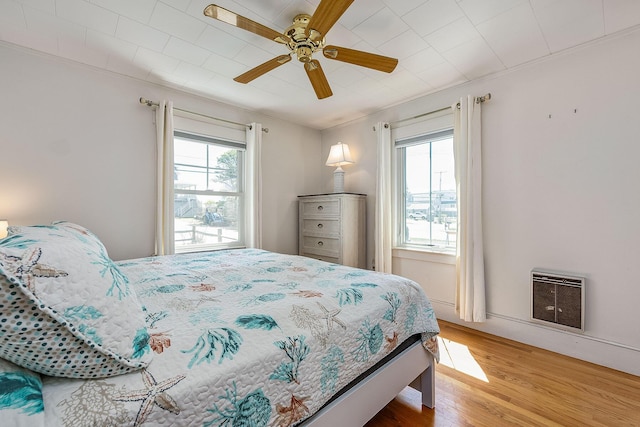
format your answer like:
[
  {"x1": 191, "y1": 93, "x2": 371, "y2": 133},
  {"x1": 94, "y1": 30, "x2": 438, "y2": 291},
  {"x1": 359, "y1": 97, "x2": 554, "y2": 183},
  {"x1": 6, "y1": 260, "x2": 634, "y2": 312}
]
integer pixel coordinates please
[
  {"x1": 204, "y1": 4, "x2": 290, "y2": 44},
  {"x1": 306, "y1": 0, "x2": 354, "y2": 40},
  {"x1": 304, "y1": 60, "x2": 333, "y2": 99},
  {"x1": 323, "y1": 45, "x2": 398, "y2": 73},
  {"x1": 234, "y1": 55, "x2": 292, "y2": 84}
]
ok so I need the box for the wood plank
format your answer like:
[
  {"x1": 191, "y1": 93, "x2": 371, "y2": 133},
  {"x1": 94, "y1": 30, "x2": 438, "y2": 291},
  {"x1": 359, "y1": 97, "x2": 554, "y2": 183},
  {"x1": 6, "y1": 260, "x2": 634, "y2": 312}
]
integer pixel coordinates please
[{"x1": 366, "y1": 320, "x2": 640, "y2": 427}]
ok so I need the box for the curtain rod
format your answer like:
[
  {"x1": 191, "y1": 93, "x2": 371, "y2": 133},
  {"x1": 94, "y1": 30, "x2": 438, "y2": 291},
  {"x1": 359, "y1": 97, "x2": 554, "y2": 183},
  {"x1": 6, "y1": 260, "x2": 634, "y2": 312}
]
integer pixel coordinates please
[
  {"x1": 389, "y1": 93, "x2": 492, "y2": 128},
  {"x1": 139, "y1": 97, "x2": 269, "y2": 133}
]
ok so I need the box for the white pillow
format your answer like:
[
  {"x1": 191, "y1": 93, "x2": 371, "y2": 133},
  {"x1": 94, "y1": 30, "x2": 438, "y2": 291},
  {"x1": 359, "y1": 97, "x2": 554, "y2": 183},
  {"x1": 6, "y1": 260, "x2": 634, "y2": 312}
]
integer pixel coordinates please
[{"x1": 0, "y1": 222, "x2": 152, "y2": 378}]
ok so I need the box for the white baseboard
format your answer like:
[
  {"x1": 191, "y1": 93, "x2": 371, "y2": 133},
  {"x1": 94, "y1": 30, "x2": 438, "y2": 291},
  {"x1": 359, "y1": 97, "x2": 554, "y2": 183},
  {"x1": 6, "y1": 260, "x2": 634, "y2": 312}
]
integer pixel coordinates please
[{"x1": 431, "y1": 299, "x2": 640, "y2": 377}]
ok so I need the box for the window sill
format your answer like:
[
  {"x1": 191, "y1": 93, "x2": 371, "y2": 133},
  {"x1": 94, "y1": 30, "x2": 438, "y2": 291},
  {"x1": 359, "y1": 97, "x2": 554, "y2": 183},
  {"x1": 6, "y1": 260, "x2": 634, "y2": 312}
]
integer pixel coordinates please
[
  {"x1": 175, "y1": 243, "x2": 245, "y2": 254},
  {"x1": 393, "y1": 246, "x2": 456, "y2": 265}
]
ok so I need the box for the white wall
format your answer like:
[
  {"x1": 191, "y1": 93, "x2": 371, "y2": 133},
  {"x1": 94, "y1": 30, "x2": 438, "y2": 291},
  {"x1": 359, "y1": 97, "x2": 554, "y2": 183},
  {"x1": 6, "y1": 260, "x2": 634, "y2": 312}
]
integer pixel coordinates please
[
  {"x1": 3, "y1": 27, "x2": 640, "y2": 375},
  {"x1": 0, "y1": 43, "x2": 323, "y2": 261},
  {"x1": 321, "y1": 28, "x2": 640, "y2": 375}
]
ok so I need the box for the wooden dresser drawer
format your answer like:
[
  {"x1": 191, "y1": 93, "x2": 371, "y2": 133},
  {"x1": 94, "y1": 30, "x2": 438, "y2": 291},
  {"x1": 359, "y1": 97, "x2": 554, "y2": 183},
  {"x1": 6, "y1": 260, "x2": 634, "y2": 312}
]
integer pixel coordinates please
[
  {"x1": 301, "y1": 236, "x2": 340, "y2": 256},
  {"x1": 301, "y1": 218, "x2": 340, "y2": 236},
  {"x1": 300, "y1": 199, "x2": 340, "y2": 217},
  {"x1": 300, "y1": 253, "x2": 340, "y2": 264}
]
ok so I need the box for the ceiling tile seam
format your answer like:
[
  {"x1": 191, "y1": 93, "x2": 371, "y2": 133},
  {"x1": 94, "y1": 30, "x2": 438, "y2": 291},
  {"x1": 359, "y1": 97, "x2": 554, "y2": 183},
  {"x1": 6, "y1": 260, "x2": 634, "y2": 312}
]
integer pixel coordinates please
[
  {"x1": 598, "y1": 0, "x2": 606, "y2": 35},
  {"x1": 458, "y1": 21, "x2": 506, "y2": 72},
  {"x1": 345, "y1": 3, "x2": 388, "y2": 31},
  {"x1": 81, "y1": 0, "x2": 142, "y2": 30},
  {"x1": 426, "y1": 47, "x2": 472, "y2": 83},
  {"x1": 159, "y1": 0, "x2": 190, "y2": 14},
  {"x1": 158, "y1": 29, "x2": 171, "y2": 56},
  {"x1": 388, "y1": 0, "x2": 426, "y2": 21},
  {"x1": 148, "y1": 4, "x2": 204, "y2": 45},
  {"x1": 43, "y1": 4, "x2": 100, "y2": 47},
  {"x1": 527, "y1": 0, "x2": 552, "y2": 54},
  {"x1": 58, "y1": 0, "x2": 119, "y2": 38},
  {"x1": 395, "y1": 48, "x2": 450, "y2": 82},
  {"x1": 90, "y1": 3, "x2": 151, "y2": 27},
  {"x1": 198, "y1": 23, "x2": 271, "y2": 59},
  {"x1": 148, "y1": 0, "x2": 160, "y2": 25},
  {"x1": 459, "y1": 0, "x2": 529, "y2": 26},
  {"x1": 422, "y1": 8, "x2": 508, "y2": 73},
  {"x1": 163, "y1": 36, "x2": 211, "y2": 67},
  {"x1": 17, "y1": 3, "x2": 28, "y2": 30},
  {"x1": 113, "y1": 15, "x2": 124, "y2": 46},
  {"x1": 601, "y1": 0, "x2": 611, "y2": 35}
]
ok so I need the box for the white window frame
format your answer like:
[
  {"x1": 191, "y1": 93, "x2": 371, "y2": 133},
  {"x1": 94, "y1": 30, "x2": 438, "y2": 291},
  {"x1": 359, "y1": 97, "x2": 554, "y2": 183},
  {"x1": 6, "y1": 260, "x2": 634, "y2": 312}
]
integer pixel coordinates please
[
  {"x1": 173, "y1": 113, "x2": 248, "y2": 253},
  {"x1": 392, "y1": 111, "x2": 456, "y2": 255}
]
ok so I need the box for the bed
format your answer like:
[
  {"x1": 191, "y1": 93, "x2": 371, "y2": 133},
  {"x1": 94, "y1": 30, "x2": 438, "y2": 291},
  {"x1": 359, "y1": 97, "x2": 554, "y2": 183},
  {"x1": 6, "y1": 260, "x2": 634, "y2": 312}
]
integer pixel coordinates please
[{"x1": 0, "y1": 222, "x2": 439, "y2": 426}]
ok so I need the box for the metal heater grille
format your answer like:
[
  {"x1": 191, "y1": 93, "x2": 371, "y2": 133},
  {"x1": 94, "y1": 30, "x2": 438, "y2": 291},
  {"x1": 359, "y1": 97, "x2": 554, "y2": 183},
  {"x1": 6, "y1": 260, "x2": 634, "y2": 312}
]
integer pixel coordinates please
[{"x1": 531, "y1": 270, "x2": 585, "y2": 332}]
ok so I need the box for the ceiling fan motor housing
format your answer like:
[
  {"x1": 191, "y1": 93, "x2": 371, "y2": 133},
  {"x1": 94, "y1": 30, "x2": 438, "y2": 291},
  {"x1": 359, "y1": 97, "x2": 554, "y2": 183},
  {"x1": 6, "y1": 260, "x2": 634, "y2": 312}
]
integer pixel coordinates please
[{"x1": 286, "y1": 14, "x2": 325, "y2": 62}]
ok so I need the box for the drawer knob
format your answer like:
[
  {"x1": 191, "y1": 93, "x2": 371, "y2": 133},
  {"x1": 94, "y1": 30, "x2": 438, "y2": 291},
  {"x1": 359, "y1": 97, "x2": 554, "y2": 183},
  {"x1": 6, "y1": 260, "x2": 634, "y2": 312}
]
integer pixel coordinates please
[
  {"x1": 317, "y1": 223, "x2": 323, "y2": 229},
  {"x1": 317, "y1": 241, "x2": 324, "y2": 247},
  {"x1": 317, "y1": 205, "x2": 324, "y2": 211}
]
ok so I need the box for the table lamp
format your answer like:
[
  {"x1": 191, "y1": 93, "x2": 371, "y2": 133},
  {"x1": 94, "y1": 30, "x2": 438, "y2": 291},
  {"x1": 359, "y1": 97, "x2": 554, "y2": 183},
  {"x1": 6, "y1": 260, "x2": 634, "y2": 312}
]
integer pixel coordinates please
[{"x1": 325, "y1": 142, "x2": 354, "y2": 193}]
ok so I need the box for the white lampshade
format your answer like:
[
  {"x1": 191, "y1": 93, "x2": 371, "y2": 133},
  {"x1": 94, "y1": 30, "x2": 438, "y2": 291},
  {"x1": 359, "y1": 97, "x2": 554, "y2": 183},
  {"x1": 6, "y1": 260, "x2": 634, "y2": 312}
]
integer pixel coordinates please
[
  {"x1": 326, "y1": 142, "x2": 354, "y2": 166},
  {"x1": 326, "y1": 142, "x2": 354, "y2": 193},
  {"x1": 0, "y1": 220, "x2": 8, "y2": 239}
]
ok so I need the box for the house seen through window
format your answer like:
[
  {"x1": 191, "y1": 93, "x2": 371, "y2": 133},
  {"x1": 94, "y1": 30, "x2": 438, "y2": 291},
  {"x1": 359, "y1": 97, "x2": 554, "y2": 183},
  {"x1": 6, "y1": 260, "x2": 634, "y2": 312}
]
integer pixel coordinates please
[
  {"x1": 173, "y1": 130, "x2": 245, "y2": 252},
  {"x1": 396, "y1": 128, "x2": 457, "y2": 252}
]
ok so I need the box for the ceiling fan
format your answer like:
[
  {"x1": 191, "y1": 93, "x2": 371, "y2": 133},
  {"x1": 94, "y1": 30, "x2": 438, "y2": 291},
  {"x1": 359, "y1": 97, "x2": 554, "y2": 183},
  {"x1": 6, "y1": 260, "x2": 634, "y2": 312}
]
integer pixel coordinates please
[{"x1": 203, "y1": 0, "x2": 398, "y2": 99}]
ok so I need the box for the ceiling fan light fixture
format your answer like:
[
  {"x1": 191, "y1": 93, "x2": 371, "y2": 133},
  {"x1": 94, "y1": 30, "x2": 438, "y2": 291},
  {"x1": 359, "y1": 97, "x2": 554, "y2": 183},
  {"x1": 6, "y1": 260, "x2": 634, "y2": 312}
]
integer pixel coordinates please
[{"x1": 296, "y1": 45, "x2": 313, "y2": 62}]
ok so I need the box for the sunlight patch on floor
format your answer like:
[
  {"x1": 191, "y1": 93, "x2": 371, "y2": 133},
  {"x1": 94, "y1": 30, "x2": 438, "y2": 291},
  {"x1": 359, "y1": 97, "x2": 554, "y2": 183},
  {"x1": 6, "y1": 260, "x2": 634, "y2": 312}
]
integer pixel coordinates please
[{"x1": 438, "y1": 336, "x2": 489, "y2": 382}]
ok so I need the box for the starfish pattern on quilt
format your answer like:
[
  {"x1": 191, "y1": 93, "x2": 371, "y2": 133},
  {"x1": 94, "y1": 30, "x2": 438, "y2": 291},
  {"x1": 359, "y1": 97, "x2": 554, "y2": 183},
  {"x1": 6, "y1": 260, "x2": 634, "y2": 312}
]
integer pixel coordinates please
[
  {"x1": 113, "y1": 369, "x2": 186, "y2": 426},
  {"x1": 316, "y1": 302, "x2": 347, "y2": 331},
  {"x1": 0, "y1": 247, "x2": 68, "y2": 292},
  {"x1": 289, "y1": 302, "x2": 348, "y2": 348}
]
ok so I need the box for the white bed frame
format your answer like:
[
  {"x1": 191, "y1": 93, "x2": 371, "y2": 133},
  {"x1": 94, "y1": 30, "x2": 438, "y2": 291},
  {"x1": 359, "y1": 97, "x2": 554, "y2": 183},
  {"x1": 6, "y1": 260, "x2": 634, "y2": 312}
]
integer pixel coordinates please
[{"x1": 302, "y1": 341, "x2": 435, "y2": 426}]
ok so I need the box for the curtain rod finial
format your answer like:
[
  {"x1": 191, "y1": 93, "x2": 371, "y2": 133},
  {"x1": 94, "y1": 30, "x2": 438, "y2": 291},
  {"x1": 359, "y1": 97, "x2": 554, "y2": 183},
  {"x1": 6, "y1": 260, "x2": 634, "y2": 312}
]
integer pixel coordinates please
[{"x1": 476, "y1": 93, "x2": 492, "y2": 103}]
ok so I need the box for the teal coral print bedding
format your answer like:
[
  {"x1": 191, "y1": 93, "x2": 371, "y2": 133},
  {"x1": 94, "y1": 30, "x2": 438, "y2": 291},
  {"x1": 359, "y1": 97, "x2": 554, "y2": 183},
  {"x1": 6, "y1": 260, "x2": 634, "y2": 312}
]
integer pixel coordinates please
[
  {"x1": 0, "y1": 358, "x2": 45, "y2": 427},
  {"x1": 40, "y1": 249, "x2": 440, "y2": 426}
]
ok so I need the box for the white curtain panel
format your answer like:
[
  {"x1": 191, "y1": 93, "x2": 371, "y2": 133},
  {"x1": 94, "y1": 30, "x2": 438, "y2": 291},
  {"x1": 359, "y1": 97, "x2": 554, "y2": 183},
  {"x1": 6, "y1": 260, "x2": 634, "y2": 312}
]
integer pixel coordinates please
[
  {"x1": 155, "y1": 101, "x2": 175, "y2": 256},
  {"x1": 453, "y1": 96, "x2": 486, "y2": 322},
  {"x1": 375, "y1": 122, "x2": 393, "y2": 273},
  {"x1": 245, "y1": 123, "x2": 263, "y2": 249}
]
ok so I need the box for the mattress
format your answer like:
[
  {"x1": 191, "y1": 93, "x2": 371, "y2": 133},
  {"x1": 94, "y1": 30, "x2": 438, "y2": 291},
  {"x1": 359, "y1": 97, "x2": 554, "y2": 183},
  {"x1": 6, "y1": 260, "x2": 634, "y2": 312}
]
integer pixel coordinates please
[{"x1": 40, "y1": 249, "x2": 440, "y2": 426}]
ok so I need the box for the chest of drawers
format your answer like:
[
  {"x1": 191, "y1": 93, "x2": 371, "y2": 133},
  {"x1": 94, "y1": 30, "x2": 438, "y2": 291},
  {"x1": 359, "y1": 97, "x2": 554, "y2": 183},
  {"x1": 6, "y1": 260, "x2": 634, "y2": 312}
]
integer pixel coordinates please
[{"x1": 298, "y1": 193, "x2": 366, "y2": 268}]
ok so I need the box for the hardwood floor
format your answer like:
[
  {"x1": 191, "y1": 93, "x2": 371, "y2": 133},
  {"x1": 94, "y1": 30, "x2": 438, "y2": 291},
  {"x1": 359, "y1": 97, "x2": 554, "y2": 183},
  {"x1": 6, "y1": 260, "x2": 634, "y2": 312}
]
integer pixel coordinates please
[{"x1": 365, "y1": 320, "x2": 640, "y2": 427}]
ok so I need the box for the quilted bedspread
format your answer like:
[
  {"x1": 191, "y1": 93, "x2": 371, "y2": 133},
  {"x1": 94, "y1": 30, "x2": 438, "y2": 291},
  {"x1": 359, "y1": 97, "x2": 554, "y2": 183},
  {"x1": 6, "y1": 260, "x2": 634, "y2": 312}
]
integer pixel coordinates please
[{"x1": 41, "y1": 249, "x2": 440, "y2": 426}]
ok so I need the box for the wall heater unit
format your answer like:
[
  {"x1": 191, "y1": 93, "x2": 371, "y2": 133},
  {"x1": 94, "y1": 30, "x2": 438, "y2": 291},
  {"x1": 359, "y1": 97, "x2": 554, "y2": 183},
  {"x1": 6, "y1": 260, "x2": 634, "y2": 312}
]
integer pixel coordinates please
[{"x1": 531, "y1": 269, "x2": 585, "y2": 332}]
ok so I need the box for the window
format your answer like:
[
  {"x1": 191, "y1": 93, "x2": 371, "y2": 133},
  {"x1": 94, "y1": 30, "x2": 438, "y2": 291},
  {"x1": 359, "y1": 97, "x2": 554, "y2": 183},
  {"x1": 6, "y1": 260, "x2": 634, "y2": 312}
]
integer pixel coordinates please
[
  {"x1": 396, "y1": 126, "x2": 456, "y2": 253},
  {"x1": 173, "y1": 128, "x2": 246, "y2": 252}
]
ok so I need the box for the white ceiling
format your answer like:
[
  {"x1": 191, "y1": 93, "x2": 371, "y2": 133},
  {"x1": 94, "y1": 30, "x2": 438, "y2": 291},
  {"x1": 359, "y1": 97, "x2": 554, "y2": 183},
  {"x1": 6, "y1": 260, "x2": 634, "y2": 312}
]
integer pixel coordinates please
[{"x1": 1, "y1": 0, "x2": 639, "y2": 129}]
